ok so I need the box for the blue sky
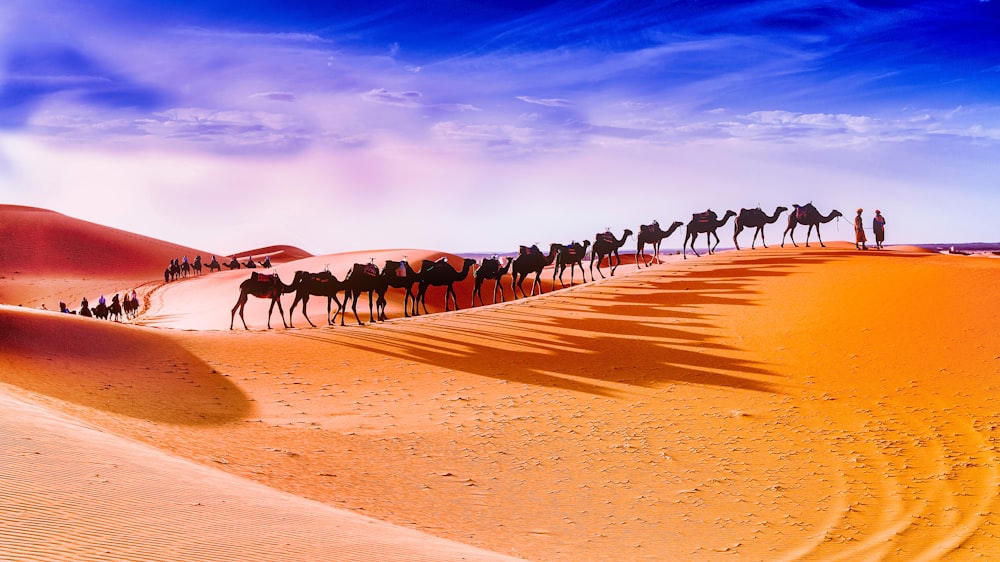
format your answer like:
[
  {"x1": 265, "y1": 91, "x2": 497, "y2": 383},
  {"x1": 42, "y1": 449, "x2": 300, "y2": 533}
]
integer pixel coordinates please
[{"x1": 1, "y1": 1, "x2": 998, "y2": 254}]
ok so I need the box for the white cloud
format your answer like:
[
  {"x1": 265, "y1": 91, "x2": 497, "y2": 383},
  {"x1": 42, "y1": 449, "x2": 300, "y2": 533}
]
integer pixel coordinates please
[{"x1": 516, "y1": 96, "x2": 574, "y2": 107}]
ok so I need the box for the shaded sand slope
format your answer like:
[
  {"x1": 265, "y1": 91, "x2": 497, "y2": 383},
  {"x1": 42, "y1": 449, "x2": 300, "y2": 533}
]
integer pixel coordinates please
[
  {"x1": 29, "y1": 243, "x2": 994, "y2": 561},
  {"x1": 0, "y1": 205, "x2": 215, "y2": 277},
  {"x1": 0, "y1": 205, "x2": 217, "y2": 309},
  {"x1": 0, "y1": 390, "x2": 522, "y2": 562}
]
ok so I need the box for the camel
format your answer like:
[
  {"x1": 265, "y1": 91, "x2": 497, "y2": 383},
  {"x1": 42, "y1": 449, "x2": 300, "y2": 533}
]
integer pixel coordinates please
[
  {"x1": 224, "y1": 257, "x2": 241, "y2": 270},
  {"x1": 287, "y1": 270, "x2": 346, "y2": 328},
  {"x1": 123, "y1": 295, "x2": 139, "y2": 319},
  {"x1": 207, "y1": 256, "x2": 222, "y2": 273},
  {"x1": 472, "y1": 256, "x2": 513, "y2": 306},
  {"x1": 192, "y1": 256, "x2": 203, "y2": 276},
  {"x1": 341, "y1": 262, "x2": 386, "y2": 325},
  {"x1": 636, "y1": 220, "x2": 684, "y2": 267},
  {"x1": 92, "y1": 302, "x2": 109, "y2": 320},
  {"x1": 107, "y1": 295, "x2": 123, "y2": 322},
  {"x1": 782, "y1": 203, "x2": 843, "y2": 248},
  {"x1": 511, "y1": 243, "x2": 562, "y2": 298},
  {"x1": 589, "y1": 229, "x2": 632, "y2": 278},
  {"x1": 734, "y1": 206, "x2": 788, "y2": 250},
  {"x1": 230, "y1": 271, "x2": 295, "y2": 330},
  {"x1": 553, "y1": 240, "x2": 591, "y2": 288},
  {"x1": 243, "y1": 257, "x2": 257, "y2": 269},
  {"x1": 683, "y1": 209, "x2": 737, "y2": 259},
  {"x1": 417, "y1": 258, "x2": 476, "y2": 314},
  {"x1": 382, "y1": 259, "x2": 423, "y2": 318},
  {"x1": 79, "y1": 298, "x2": 92, "y2": 318}
]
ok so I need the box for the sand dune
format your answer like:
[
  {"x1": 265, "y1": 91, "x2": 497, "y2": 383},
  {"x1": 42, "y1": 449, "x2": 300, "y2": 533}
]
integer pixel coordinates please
[{"x1": 2, "y1": 209, "x2": 999, "y2": 560}]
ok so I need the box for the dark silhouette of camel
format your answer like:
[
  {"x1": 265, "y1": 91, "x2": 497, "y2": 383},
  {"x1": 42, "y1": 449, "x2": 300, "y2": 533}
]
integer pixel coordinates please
[
  {"x1": 590, "y1": 229, "x2": 632, "y2": 278},
  {"x1": 92, "y1": 303, "x2": 109, "y2": 320},
  {"x1": 123, "y1": 294, "x2": 139, "y2": 319},
  {"x1": 511, "y1": 243, "x2": 562, "y2": 298},
  {"x1": 636, "y1": 220, "x2": 684, "y2": 267},
  {"x1": 192, "y1": 256, "x2": 203, "y2": 276},
  {"x1": 341, "y1": 262, "x2": 385, "y2": 325},
  {"x1": 554, "y1": 240, "x2": 591, "y2": 288},
  {"x1": 230, "y1": 271, "x2": 295, "y2": 330},
  {"x1": 225, "y1": 257, "x2": 241, "y2": 270},
  {"x1": 734, "y1": 206, "x2": 788, "y2": 250},
  {"x1": 684, "y1": 209, "x2": 737, "y2": 258},
  {"x1": 108, "y1": 294, "x2": 123, "y2": 322},
  {"x1": 472, "y1": 256, "x2": 513, "y2": 306},
  {"x1": 79, "y1": 298, "x2": 92, "y2": 318},
  {"x1": 243, "y1": 256, "x2": 257, "y2": 269},
  {"x1": 207, "y1": 256, "x2": 222, "y2": 273},
  {"x1": 782, "y1": 203, "x2": 843, "y2": 248},
  {"x1": 417, "y1": 258, "x2": 476, "y2": 314},
  {"x1": 287, "y1": 270, "x2": 346, "y2": 328},
  {"x1": 383, "y1": 259, "x2": 423, "y2": 318}
]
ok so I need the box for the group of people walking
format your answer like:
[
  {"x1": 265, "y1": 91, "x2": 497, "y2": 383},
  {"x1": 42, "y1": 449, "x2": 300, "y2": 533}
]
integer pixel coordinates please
[{"x1": 854, "y1": 209, "x2": 887, "y2": 251}]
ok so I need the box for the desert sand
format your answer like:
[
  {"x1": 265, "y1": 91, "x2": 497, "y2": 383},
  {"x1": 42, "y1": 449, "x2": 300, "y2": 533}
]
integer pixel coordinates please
[{"x1": 2, "y1": 205, "x2": 999, "y2": 561}]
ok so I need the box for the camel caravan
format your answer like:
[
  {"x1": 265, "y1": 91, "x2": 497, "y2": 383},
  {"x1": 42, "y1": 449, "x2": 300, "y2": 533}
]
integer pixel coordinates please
[
  {"x1": 229, "y1": 203, "x2": 845, "y2": 330},
  {"x1": 58, "y1": 292, "x2": 141, "y2": 322}
]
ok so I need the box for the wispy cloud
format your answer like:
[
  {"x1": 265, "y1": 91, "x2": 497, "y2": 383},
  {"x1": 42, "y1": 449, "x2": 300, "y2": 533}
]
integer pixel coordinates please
[{"x1": 517, "y1": 96, "x2": 574, "y2": 107}]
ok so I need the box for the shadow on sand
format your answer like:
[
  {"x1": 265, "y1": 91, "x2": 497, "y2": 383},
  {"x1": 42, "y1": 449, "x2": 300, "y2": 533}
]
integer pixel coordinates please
[
  {"x1": 0, "y1": 308, "x2": 251, "y2": 425},
  {"x1": 279, "y1": 251, "x2": 860, "y2": 398}
]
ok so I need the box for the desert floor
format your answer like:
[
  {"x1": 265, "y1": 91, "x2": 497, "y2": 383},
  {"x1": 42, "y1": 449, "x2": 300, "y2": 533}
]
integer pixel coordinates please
[{"x1": 2, "y1": 207, "x2": 999, "y2": 560}]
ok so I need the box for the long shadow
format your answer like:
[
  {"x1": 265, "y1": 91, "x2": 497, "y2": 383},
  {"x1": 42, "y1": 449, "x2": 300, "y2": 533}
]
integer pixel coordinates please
[
  {"x1": 0, "y1": 309, "x2": 251, "y2": 425},
  {"x1": 279, "y1": 253, "x2": 839, "y2": 398}
]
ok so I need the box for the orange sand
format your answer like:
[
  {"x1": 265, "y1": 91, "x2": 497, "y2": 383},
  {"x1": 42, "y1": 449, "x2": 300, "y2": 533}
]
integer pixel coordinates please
[{"x1": 2, "y1": 205, "x2": 999, "y2": 560}]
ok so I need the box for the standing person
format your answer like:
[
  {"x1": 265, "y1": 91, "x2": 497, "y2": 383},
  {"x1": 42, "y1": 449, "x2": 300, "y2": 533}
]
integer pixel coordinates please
[
  {"x1": 854, "y1": 208, "x2": 867, "y2": 250},
  {"x1": 872, "y1": 210, "x2": 886, "y2": 250}
]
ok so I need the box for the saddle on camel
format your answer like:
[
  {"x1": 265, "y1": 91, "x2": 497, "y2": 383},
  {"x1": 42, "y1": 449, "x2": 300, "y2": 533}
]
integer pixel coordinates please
[{"x1": 692, "y1": 209, "x2": 717, "y2": 224}]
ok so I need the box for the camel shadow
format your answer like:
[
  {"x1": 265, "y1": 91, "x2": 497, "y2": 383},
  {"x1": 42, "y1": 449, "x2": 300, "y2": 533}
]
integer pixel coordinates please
[{"x1": 281, "y1": 253, "x2": 837, "y2": 398}]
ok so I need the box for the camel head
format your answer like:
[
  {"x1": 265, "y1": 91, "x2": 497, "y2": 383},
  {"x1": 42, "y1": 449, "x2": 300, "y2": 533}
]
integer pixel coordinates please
[{"x1": 623, "y1": 229, "x2": 633, "y2": 238}]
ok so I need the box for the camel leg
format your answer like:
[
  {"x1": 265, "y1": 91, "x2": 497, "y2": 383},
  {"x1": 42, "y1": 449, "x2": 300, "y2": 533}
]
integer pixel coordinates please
[
  {"x1": 494, "y1": 279, "x2": 504, "y2": 303},
  {"x1": 805, "y1": 225, "x2": 813, "y2": 247},
  {"x1": 637, "y1": 244, "x2": 645, "y2": 268},
  {"x1": 275, "y1": 299, "x2": 288, "y2": 328},
  {"x1": 231, "y1": 293, "x2": 248, "y2": 330},
  {"x1": 734, "y1": 225, "x2": 743, "y2": 250},
  {"x1": 816, "y1": 225, "x2": 825, "y2": 248},
  {"x1": 472, "y1": 279, "x2": 483, "y2": 307},
  {"x1": 783, "y1": 224, "x2": 797, "y2": 248},
  {"x1": 367, "y1": 291, "x2": 375, "y2": 323}
]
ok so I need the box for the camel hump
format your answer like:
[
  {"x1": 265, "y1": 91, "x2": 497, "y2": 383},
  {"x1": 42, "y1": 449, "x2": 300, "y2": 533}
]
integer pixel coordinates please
[
  {"x1": 251, "y1": 272, "x2": 276, "y2": 283},
  {"x1": 795, "y1": 203, "x2": 816, "y2": 221},
  {"x1": 692, "y1": 210, "x2": 716, "y2": 223},
  {"x1": 598, "y1": 232, "x2": 616, "y2": 244}
]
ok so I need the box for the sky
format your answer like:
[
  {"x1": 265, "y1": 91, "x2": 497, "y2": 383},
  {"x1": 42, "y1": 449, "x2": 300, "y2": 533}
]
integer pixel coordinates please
[{"x1": 1, "y1": 0, "x2": 999, "y2": 255}]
